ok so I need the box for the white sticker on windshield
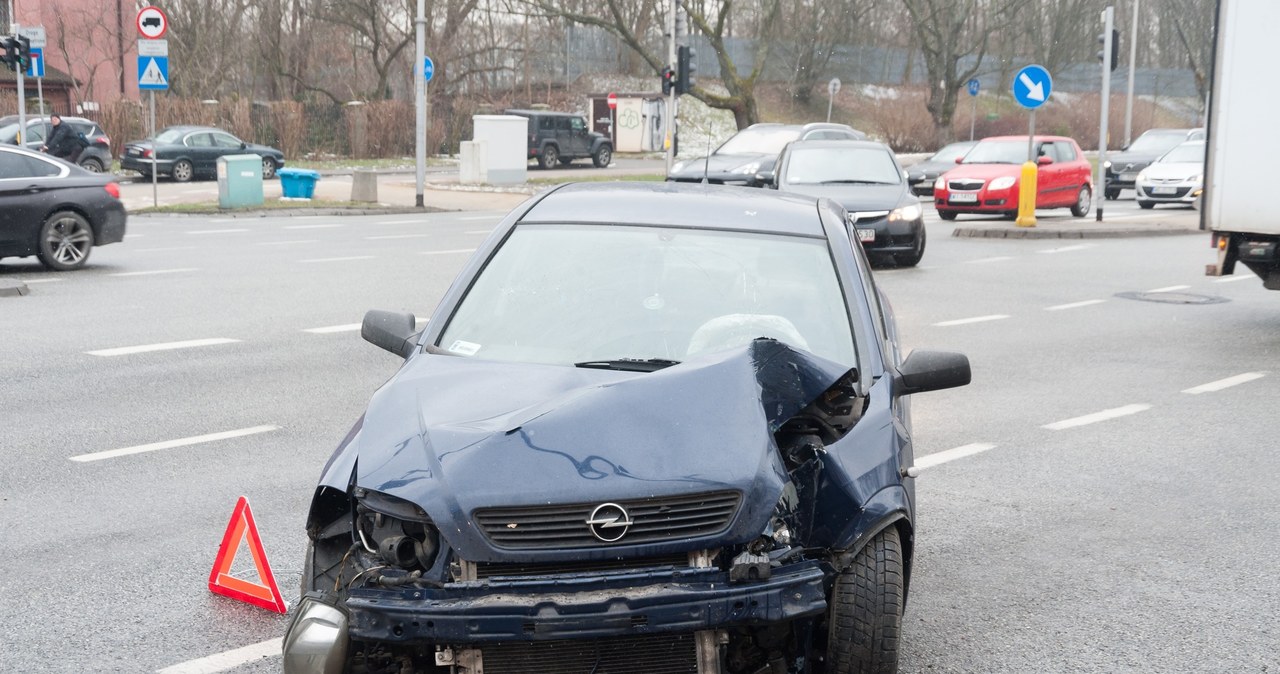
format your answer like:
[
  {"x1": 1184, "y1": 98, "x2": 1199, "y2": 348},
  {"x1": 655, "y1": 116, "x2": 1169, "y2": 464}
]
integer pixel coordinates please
[{"x1": 448, "y1": 340, "x2": 481, "y2": 356}]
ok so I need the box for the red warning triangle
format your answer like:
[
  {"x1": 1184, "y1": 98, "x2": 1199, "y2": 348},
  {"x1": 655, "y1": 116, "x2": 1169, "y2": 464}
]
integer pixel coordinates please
[{"x1": 208, "y1": 496, "x2": 288, "y2": 614}]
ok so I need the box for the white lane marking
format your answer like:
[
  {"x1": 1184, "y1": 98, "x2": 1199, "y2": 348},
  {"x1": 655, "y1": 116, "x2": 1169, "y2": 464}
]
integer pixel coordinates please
[
  {"x1": 375, "y1": 219, "x2": 424, "y2": 225},
  {"x1": 1045, "y1": 299, "x2": 1106, "y2": 311},
  {"x1": 1182, "y1": 372, "x2": 1265, "y2": 395},
  {"x1": 459, "y1": 215, "x2": 500, "y2": 221},
  {"x1": 933, "y1": 314, "x2": 1010, "y2": 327},
  {"x1": 1212, "y1": 275, "x2": 1254, "y2": 284},
  {"x1": 16, "y1": 278, "x2": 64, "y2": 284},
  {"x1": 154, "y1": 637, "x2": 282, "y2": 674},
  {"x1": 1043, "y1": 404, "x2": 1151, "y2": 431},
  {"x1": 285, "y1": 223, "x2": 342, "y2": 230},
  {"x1": 913, "y1": 443, "x2": 997, "y2": 470},
  {"x1": 1147, "y1": 284, "x2": 1190, "y2": 293},
  {"x1": 420, "y1": 248, "x2": 475, "y2": 256},
  {"x1": 132, "y1": 246, "x2": 198, "y2": 253},
  {"x1": 303, "y1": 323, "x2": 361, "y2": 334},
  {"x1": 966, "y1": 256, "x2": 1014, "y2": 264},
  {"x1": 71, "y1": 425, "x2": 280, "y2": 463},
  {"x1": 1037, "y1": 244, "x2": 1094, "y2": 254},
  {"x1": 256, "y1": 239, "x2": 318, "y2": 246},
  {"x1": 299, "y1": 255, "x2": 376, "y2": 263},
  {"x1": 109, "y1": 268, "x2": 200, "y2": 277},
  {"x1": 86, "y1": 338, "x2": 241, "y2": 357},
  {"x1": 187, "y1": 228, "x2": 250, "y2": 235},
  {"x1": 365, "y1": 233, "x2": 433, "y2": 240}
]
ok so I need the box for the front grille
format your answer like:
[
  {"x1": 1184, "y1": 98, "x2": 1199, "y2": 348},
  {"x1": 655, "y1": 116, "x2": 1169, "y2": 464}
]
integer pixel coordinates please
[
  {"x1": 481, "y1": 633, "x2": 697, "y2": 674},
  {"x1": 475, "y1": 491, "x2": 741, "y2": 550},
  {"x1": 1144, "y1": 186, "x2": 1192, "y2": 198},
  {"x1": 475, "y1": 552, "x2": 692, "y2": 579},
  {"x1": 847, "y1": 211, "x2": 889, "y2": 226},
  {"x1": 949, "y1": 178, "x2": 985, "y2": 191}
]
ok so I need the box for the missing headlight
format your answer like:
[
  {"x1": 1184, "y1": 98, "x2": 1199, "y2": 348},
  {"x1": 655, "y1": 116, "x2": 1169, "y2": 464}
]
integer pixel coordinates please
[{"x1": 355, "y1": 490, "x2": 440, "y2": 572}]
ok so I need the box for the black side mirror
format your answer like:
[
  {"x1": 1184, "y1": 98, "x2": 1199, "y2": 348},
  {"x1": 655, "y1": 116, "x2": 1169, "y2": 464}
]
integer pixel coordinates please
[
  {"x1": 895, "y1": 350, "x2": 971, "y2": 395},
  {"x1": 362, "y1": 310, "x2": 419, "y2": 358},
  {"x1": 754, "y1": 170, "x2": 776, "y2": 187},
  {"x1": 240, "y1": 142, "x2": 247, "y2": 150}
]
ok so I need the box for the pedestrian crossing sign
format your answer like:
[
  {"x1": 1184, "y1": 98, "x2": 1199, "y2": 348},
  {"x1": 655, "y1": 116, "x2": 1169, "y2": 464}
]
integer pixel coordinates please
[{"x1": 137, "y1": 56, "x2": 169, "y2": 90}]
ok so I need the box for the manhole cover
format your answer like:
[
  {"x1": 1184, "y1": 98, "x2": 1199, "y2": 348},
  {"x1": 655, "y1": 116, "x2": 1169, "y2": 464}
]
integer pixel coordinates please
[{"x1": 1115, "y1": 291, "x2": 1229, "y2": 305}]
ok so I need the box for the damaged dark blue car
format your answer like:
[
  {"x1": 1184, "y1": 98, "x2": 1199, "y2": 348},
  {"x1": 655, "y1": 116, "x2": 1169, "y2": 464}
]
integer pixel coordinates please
[{"x1": 282, "y1": 182, "x2": 971, "y2": 674}]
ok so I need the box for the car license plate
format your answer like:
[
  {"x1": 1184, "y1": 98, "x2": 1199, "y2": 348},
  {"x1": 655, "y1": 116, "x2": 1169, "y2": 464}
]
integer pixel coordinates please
[
  {"x1": 1120, "y1": 172, "x2": 1137, "y2": 181},
  {"x1": 857, "y1": 228, "x2": 875, "y2": 243},
  {"x1": 950, "y1": 192, "x2": 978, "y2": 204},
  {"x1": 1152, "y1": 186, "x2": 1176, "y2": 195},
  {"x1": 128, "y1": 148, "x2": 140, "y2": 156}
]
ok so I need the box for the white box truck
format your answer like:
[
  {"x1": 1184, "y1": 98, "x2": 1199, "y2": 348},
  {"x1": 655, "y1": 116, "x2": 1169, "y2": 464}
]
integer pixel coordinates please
[{"x1": 1204, "y1": 1, "x2": 1280, "y2": 288}]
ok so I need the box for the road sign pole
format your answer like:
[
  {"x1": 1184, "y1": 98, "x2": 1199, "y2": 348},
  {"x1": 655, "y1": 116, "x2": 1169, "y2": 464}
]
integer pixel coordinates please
[
  {"x1": 1097, "y1": 6, "x2": 1114, "y2": 222},
  {"x1": 970, "y1": 95, "x2": 977, "y2": 142},
  {"x1": 36, "y1": 71, "x2": 43, "y2": 119},
  {"x1": 414, "y1": 0, "x2": 425, "y2": 208},
  {"x1": 1124, "y1": 0, "x2": 1139, "y2": 147},
  {"x1": 151, "y1": 91, "x2": 158, "y2": 208},
  {"x1": 664, "y1": 0, "x2": 677, "y2": 174}
]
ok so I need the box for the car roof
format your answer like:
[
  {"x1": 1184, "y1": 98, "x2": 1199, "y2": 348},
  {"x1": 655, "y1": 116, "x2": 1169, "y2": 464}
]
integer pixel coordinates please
[
  {"x1": 981, "y1": 135, "x2": 1077, "y2": 143},
  {"x1": 505, "y1": 109, "x2": 581, "y2": 118},
  {"x1": 519, "y1": 182, "x2": 828, "y2": 237},
  {"x1": 786, "y1": 139, "x2": 892, "y2": 152}
]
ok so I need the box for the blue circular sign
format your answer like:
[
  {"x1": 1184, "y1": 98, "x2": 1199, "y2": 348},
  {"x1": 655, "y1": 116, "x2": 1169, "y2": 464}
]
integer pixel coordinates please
[
  {"x1": 423, "y1": 56, "x2": 435, "y2": 82},
  {"x1": 1012, "y1": 65, "x2": 1052, "y2": 110},
  {"x1": 967, "y1": 78, "x2": 980, "y2": 97}
]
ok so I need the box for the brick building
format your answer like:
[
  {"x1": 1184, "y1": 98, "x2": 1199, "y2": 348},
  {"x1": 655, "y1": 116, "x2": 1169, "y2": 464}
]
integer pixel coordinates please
[{"x1": 5, "y1": 0, "x2": 141, "y2": 109}]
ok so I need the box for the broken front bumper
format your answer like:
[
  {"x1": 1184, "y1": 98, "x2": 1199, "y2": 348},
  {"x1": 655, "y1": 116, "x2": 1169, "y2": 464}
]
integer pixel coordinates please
[{"x1": 346, "y1": 560, "x2": 827, "y2": 644}]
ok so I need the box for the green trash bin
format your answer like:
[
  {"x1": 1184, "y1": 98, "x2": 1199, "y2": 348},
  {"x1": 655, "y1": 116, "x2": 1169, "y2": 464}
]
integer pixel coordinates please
[
  {"x1": 217, "y1": 155, "x2": 265, "y2": 208},
  {"x1": 278, "y1": 168, "x2": 321, "y2": 199}
]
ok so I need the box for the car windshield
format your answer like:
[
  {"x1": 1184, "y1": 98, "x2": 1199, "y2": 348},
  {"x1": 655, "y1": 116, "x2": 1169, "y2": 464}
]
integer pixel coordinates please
[
  {"x1": 438, "y1": 224, "x2": 857, "y2": 368},
  {"x1": 155, "y1": 129, "x2": 185, "y2": 144},
  {"x1": 783, "y1": 147, "x2": 902, "y2": 185},
  {"x1": 962, "y1": 140, "x2": 1030, "y2": 164},
  {"x1": 929, "y1": 142, "x2": 977, "y2": 163},
  {"x1": 1127, "y1": 131, "x2": 1186, "y2": 154},
  {"x1": 1158, "y1": 143, "x2": 1205, "y2": 164},
  {"x1": 716, "y1": 127, "x2": 801, "y2": 156}
]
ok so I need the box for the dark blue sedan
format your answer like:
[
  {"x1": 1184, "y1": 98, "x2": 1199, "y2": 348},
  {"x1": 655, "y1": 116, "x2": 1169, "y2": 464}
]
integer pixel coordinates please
[{"x1": 283, "y1": 182, "x2": 970, "y2": 674}]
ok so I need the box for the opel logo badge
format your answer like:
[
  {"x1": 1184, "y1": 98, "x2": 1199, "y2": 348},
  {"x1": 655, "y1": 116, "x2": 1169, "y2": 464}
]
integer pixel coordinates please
[{"x1": 586, "y1": 503, "x2": 633, "y2": 542}]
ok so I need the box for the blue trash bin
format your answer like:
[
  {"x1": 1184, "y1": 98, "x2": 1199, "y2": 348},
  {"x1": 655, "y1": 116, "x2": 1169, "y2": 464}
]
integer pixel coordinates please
[{"x1": 278, "y1": 168, "x2": 321, "y2": 199}]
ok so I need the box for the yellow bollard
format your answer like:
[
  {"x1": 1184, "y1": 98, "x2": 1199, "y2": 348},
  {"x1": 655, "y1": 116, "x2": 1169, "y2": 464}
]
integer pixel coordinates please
[{"x1": 1015, "y1": 161, "x2": 1037, "y2": 227}]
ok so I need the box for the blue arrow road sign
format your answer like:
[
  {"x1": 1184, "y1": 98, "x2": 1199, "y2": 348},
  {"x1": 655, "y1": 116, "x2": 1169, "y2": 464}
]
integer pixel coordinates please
[
  {"x1": 27, "y1": 47, "x2": 44, "y2": 78},
  {"x1": 1012, "y1": 65, "x2": 1051, "y2": 110},
  {"x1": 967, "y1": 78, "x2": 979, "y2": 97},
  {"x1": 138, "y1": 56, "x2": 169, "y2": 90},
  {"x1": 422, "y1": 56, "x2": 434, "y2": 82}
]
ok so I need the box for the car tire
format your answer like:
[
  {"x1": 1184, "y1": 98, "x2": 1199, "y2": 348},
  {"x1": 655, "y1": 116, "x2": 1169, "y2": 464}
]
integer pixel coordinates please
[
  {"x1": 1070, "y1": 185, "x2": 1092, "y2": 217},
  {"x1": 894, "y1": 226, "x2": 926, "y2": 267},
  {"x1": 938, "y1": 210, "x2": 957, "y2": 221},
  {"x1": 826, "y1": 526, "x2": 904, "y2": 674},
  {"x1": 1138, "y1": 200, "x2": 1155, "y2": 209},
  {"x1": 593, "y1": 144, "x2": 613, "y2": 168},
  {"x1": 172, "y1": 159, "x2": 194, "y2": 182},
  {"x1": 262, "y1": 158, "x2": 277, "y2": 180},
  {"x1": 538, "y1": 145, "x2": 559, "y2": 169},
  {"x1": 37, "y1": 211, "x2": 94, "y2": 271},
  {"x1": 1105, "y1": 188, "x2": 1120, "y2": 200},
  {"x1": 80, "y1": 157, "x2": 105, "y2": 173}
]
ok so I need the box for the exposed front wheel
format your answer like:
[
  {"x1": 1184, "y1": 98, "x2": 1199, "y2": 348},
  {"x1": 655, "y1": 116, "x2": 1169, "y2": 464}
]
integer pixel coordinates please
[
  {"x1": 826, "y1": 526, "x2": 904, "y2": 674},
  {"x1": 37, "y1": 211, "x2": 94, "y2": 271},
  {"x1": 172, "y1": 159, "x2": 194, "y2": 182},
  {"x1": 1070, "y1": 185, "x2": 1092, "y2": 217},
  {"x1": 1138, "y1": 200, "x2": 1155, "y2": 209},
  {"x1": 80, "y1": 157, "x2": 105, "y2": 173},
  {"x1": 938, "y1": 210, "x2": 957, "y2": 221},
  {"x1": 1105, "y1": 188, "x2": 1120, "y2": 200},
  {"x1": 538, "y1": 145, "x2": 559, "y2": 169},
  {"x1": 593, "y1": 144, "x2": 613, "y2": 168}
]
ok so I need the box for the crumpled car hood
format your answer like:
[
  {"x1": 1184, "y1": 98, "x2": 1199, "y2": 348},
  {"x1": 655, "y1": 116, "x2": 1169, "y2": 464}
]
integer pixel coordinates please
[{"x1": 336, "y1": 340, "x2": 852, "y2": 560}]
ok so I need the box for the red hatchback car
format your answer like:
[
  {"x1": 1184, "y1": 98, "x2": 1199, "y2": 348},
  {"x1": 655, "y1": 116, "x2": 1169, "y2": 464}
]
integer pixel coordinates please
[{"x1": 933, "y1": 135, "x2": 1093, "y2": 220}]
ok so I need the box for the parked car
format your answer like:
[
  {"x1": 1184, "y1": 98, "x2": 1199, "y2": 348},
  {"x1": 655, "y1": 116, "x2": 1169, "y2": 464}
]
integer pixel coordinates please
[
  {"x1": 0, "y1": 115, "x2": 114, "y2": 173},
  {"x1": 1103, "y1": 127, "x2": 1205, "y2": 199},
  {"x1": 667, "y1": 122, "x2": 865, "y2": 187},
  {"x1": 120, "y1": 125, "x2": 284, "y2": 182},
  {"x1": 906, "y1": 140, "x2": 978, "y2": 196},
  {"x1": 505, "y1": 109, "x2": 613, "y2": 169},
  {"x1": 933, "y1": 135, "x2": 1093, "y2": 221},
  {"x1": 281, "y1": 181, "x2": 971, "y2": 674},
  {"x1": 1134, "y1": 140, "x2": 1204, "y2": 209},
  {"x1": 762, "y1": 139, "x2": 927, "y2": 266},
  {"x1": 0, "y1": 144, "x2": 126, "y2": 270}
]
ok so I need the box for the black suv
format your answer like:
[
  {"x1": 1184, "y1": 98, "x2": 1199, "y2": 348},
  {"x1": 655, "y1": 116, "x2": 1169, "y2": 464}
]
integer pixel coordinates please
[
  {"x1": 0, "y1": 116, "x2": 114, "y2": 173},
  {"x1": 506, "y1": 109, "x2": 613, "y2": 169}
]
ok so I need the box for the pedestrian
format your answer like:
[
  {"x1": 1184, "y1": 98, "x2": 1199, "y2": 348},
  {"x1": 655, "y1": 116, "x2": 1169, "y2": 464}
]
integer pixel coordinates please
[{"x1": 42, "y1": 114, "x2": 87, "y2": 164}]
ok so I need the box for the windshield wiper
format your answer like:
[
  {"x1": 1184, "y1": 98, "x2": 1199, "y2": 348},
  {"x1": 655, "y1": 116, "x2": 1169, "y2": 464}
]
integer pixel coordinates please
[
  {"x1": 574, "y1": 358, "x2": 681, "y2": 372},
  {"x1": 819, "y1": 179, "x2": 894, "y2": 185}
]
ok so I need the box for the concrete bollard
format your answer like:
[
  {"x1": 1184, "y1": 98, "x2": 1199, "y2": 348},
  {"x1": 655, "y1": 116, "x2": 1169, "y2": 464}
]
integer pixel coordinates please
[{"x1": 351, "y1": 169, "x2": 379, "y2": 203}]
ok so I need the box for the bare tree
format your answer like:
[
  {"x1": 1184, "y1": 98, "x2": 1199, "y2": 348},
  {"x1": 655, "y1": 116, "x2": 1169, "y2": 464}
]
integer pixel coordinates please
[{"x1": 777, "y1": 0, "x2": 865, "y2": 105}]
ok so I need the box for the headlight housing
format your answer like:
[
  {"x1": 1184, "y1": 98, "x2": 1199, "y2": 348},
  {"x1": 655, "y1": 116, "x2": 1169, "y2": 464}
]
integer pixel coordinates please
[
  {"x1": 354, "y1": 488, "x2": 440, "y2": 571},
  {"x1": 1187, "y1": 174, "x2": 1202, "y2": 184},
  {"x1": 1136, "y1": 171, "x2": 1148, "y2": 183},
  {"x1": 1103, "y1": 160, "x2": 1113, "y2": 170},
  {"x1": 989, "y1": 176, "x2": 1016, "y2": 190},
  {"x1": 888, "y1": 203, "x2": 923, "y2": 222},
  {"x1": 934, "y1": 176, "x2": 946, "y2": 191},
  {"x1": 671, "y1": 161, "x2": 687, "y2": 173},
  {"x1": 733, "y1": 161, "x2": 761, "y2": 175}
]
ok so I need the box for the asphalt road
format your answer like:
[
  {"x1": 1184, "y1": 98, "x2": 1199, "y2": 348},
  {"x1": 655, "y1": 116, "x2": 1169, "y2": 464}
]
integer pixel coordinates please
[{"x1": 1, "y1": 196, "x2": 1275, "y2": 673}]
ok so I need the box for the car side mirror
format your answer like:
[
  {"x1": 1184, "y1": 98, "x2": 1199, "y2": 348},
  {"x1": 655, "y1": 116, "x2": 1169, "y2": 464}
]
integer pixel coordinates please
[
  {"x1": 1037, "y1": 156, "x2": 1053, "y2": 166},
  {"x1": 362, "y1": 309, "x2": 419, "y2": 358},
  {"x1": 240, "y1": 142, "x2": 247, "y2": 150},
  {"x1": 895, "y1": 350, "x2": 971, "y2": 395},
  {"x1": 755, "y1": 170, "x2": 776, "y2": 187}
]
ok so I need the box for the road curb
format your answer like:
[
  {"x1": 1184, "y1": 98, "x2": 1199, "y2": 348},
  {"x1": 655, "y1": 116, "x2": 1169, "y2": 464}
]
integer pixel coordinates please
[
  {"x1": 129, "y1": 206, "x2": 446, "y2": 218},
  {"x1": 951, "y1": 225, "x2": 1200, "y2": 239}
]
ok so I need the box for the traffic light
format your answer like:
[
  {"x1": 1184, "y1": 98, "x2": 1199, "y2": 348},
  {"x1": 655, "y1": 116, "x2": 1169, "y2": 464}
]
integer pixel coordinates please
[
  {"x1": 1, "y1": 36, "x2": 17, "y2": 72},
  {"x1": 676, "y1": 45, "x2": 696, "y2": 95},
  {"x1": 661, "y1": 65, "x2": 674, "y2": 95},
  {"x1": 1097, "y1": 29, "x2": 1120, "y2": 71},
  {"x1": 15, "y1": 35, "x2": 30, "y2": 70}
]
